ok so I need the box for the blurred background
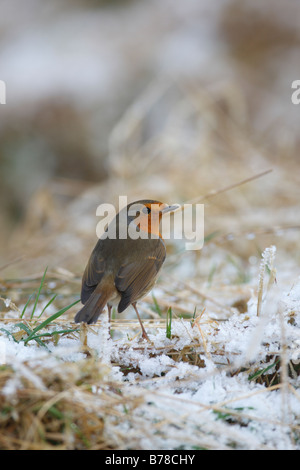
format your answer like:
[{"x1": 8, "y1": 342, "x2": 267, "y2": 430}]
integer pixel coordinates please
[{"x1": 0, "y1": 0, "x2": 299, "y2": 301}]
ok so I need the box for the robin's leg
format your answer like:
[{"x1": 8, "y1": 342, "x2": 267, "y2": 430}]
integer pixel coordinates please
[
  {"x1": 107, "y1": 304, "x2": 112, "y2": 337},
  {"x1": 132, "y1": 302, "x2": 150, "y2": 341}
]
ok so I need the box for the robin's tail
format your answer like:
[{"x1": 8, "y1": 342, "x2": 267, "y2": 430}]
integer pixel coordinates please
[{"x1": 74, "y1": 285, "x2": 112, "y2": 324}]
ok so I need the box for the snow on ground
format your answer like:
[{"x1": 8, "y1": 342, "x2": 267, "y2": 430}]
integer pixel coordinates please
[{"x1": 1, "y1": 251, "x2": 300, "y2": 449}]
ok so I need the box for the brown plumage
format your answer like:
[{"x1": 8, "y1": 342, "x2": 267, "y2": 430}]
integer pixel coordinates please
[{"x1": 74, "y1": 199, "x2": 178, "y2": 340}]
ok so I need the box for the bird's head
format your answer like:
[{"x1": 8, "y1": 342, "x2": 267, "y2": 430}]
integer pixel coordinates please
[{"x1": 120, "y1": 199, "x2": 179, "y2": 238}]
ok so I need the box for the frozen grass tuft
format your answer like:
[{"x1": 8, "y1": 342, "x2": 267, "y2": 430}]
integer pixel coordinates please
[{"x1": 0, "y1": 253, "x2": 300, "y2": 449}]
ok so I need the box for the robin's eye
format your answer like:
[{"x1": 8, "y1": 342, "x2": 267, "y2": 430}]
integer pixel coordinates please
[{"x1": 142, "y1": 206, "x2": 151, "y2": 214}]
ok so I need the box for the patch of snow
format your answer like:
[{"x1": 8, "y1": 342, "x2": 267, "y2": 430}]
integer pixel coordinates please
[{"x1": 1, "y1": 264, "x2": 300, "y2": 449}]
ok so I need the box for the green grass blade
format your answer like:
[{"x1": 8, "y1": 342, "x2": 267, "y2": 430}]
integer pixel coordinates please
[
  {"x1": 151, "y1": 292, "x2": 162, "y2": 317},
  {"x1": 36, "y1": 293, "x2": 58, "y2": 320},
  {"x1": 16, "y1": 322, "x2": 48, "y2": 348},
  {"x1": 28, "y1": 327, "x2": 79, "y2": 342},
  {"x1": 248, "y1": 359, "x2": 280, "y2": 381},
  {"x1": 30, "y1": 267, "x2": 48, "y2": 319},
  {"x1": 0, "y1": 327, "x2": 19, "y2": 343},
  {"x1": 190, "y1": 306, "x2": 197, "y2": 326},
  {"x1": 166, "y1": 307, "x2": 172, "y2": 339},
  {"x1": 24, "y1": 299, "x2": 80, "y2": 345},
  {"x1": 20, "y1": 293, "x2": 35, "y2": 319}
]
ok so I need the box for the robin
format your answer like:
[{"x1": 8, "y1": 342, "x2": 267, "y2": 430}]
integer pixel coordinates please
[{"x1": 75, "y1": 199, "x2": 179, "y2": 340}]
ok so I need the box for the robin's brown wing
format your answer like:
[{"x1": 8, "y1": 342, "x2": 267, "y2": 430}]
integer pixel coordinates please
[
  {"x1": 81, "y1": 240, "x2": 106, "y2": 304},
  {"x1": 115, "y1": 240, "x2": 166, "y2": 313}
]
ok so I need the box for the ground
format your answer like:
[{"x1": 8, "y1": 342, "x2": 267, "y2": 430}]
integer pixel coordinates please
[{"x1": 1, "y1": 241, "x2": 300, "y2": 449}]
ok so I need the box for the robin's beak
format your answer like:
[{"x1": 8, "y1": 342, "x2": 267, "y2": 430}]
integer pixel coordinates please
[{"x1": 161, "y1": 203, "x2": 181, "y2": 215}]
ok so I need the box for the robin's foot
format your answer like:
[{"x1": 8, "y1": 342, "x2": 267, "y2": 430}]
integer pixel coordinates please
[{"x1": 132, "y1": 302, "x2": 150, "y2": 342}]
